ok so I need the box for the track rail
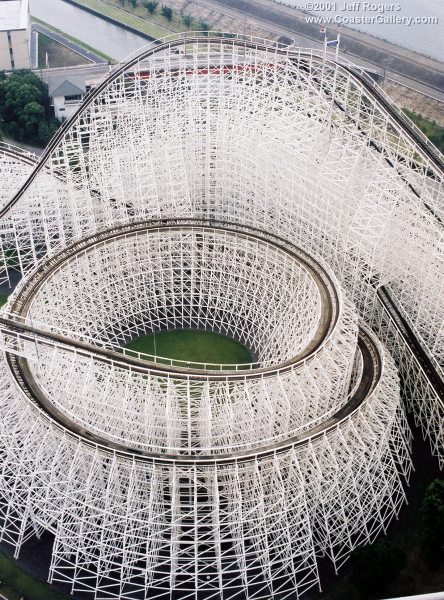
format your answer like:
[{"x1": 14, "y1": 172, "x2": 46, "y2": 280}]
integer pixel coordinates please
[
  {"x1": 4, "y1": 325, "x2": 381, "y2": 464},
  {"x1": 0, "y1": 143, "x2": 38, "y2": 166},
  {"x1": 377, "y1": 286, "x2": 444, "y2": 403},
  {"x1": 344, "y1": 65, "x2": 444, "y2": 173},
  {"x1": 5, "y1": 218, "x2": 339, "y2": 380},
  {"x1": 0, "y1": 34, "x2": 442, "y2": 222}
]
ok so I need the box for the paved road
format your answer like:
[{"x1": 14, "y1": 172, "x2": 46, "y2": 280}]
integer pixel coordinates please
[
  {"x1": 32, "y1": 22, "x2": 108, "y2": 66},
  {"x1": 36, "y1": 62, "x2": 112, "y2": 85}
]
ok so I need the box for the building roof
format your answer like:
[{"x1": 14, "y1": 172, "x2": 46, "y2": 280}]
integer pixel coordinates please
[
  {"x1": 0, "y1": 0, "x2": 28, "y2": 31},
  {"x1": 48, "y1": 76, "x2": 86, "y2": 98}
]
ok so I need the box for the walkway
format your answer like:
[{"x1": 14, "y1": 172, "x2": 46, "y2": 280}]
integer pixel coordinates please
[{"x1": 2, "y1": 137, "x2": 43, "y2": 158}]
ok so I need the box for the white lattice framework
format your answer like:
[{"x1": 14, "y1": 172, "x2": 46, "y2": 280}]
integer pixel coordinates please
[{"x1": 0, "y1": 32, "x2": 441, "y2": 599}]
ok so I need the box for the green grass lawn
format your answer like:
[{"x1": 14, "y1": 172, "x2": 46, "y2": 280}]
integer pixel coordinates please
[
  {"x1": 0, "y1": 294, "x2": 8, "y2": 307},
  {"x1": 403, "y1": 108, "x2": 444, "y2": 154},
  {"x1": 125, "y1": 329, "x2": 252, "y2": 369},
  {"x1": 0, "y1": 550, "x2": 69, "y2": 600}
]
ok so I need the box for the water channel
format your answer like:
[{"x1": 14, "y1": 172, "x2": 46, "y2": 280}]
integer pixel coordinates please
[
  {"x1": 30, "y1": 0, "x2": 444, "y2": 63},
  {"x1": 29, "y1": 0, "x2": 150, "y2": 61}
]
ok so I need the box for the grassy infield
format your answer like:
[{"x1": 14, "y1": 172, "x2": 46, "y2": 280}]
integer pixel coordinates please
[
  {"x1": 125, "y1": 329, "x2": 252, "y2": 368},
  {"x1": 37, "y1": 33, "x2": 91, "y2": 69},
  {"x1": 0, "y1": 552, "x2": 67, "y2": 600}
]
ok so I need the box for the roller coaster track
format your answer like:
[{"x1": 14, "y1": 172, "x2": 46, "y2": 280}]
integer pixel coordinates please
[
  {"x1": 289, "y1": 56, "x2": 444, "y2": 222},
  {"x1": 1, "y1": 317, "x2": 380, "y2": 464},
  {"x1": 2, "y1": 218, "x2": 339, "y2": 380},
  {"x1": 344, "y1": 65, "x2": 444, "y2": 173},
  {"x1": 0, "y1": 143, "x2": 38, "y2": 167},
  {"x1": 377, "y1": 285, "x2": 444, "y2": 403},
  {"x1": 0, "y1": 217, "x2": 380, "y2": 464},
  {"x1": 0, "y1": 35, "x2": 442, "y2": 221},
  {"x1": 0, "y1": 34, "x2": 440, "y2": 457}
]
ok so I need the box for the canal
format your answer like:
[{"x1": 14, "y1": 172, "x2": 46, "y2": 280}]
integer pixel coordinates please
[{"x1": 29, "y1": 0, "x2": 150, "y2": 61}]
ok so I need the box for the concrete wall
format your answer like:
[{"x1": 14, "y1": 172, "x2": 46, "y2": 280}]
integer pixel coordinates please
[
  {"x1": 0, "y1": 31, "x2": 12, "y2": 70},
  {"x1": 0, "y1": 28, "x2": 30, "y2": 70},
  {"x1": 10, "y1": 29, "x2": 30, "y2": 69},
  {"x1": 383, "y1": 80, "x2": 444, "y2": 127}
]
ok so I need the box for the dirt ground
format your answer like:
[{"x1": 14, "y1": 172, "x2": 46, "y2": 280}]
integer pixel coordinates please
[{"x1": 383, "y1": 80, "x2": 444, "y2": 127}]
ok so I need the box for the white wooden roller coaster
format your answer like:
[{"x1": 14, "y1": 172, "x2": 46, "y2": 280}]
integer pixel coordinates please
[{"x1": 0, "y1": 32, "x2": 441, "y2": 600}]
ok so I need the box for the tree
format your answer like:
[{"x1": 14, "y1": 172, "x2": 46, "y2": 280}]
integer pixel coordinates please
[
  {"x1": 129, "y1": 0, "x2": 137, "y2": 7},
  {"x1": 37, "y1": 118, "x2": 59, "y2": 146},
  {"x1": 182, "y1": 13, "x2": 193, "y2": 29},
  {"x1": 143, "y1": 1, "x2": 158, "y2": 13},
  {"x1": 349, "y1": 540, "x2": 407, "y2": 598},
  {"x1": 420, "y1": 479, "x2": 444, "y2": 568},
  {"x1": 0, "y1": 70, "x2": 59, "y2": 146},
  {"x1": 22, "y1": 101, "x2": 45, "y2": 133},
  {"x1": 199, "y1": 20, "x2": 211, "y2": 32},
  {"x1": 161, "y1": 5, "x2": 173, "y2": 21}
]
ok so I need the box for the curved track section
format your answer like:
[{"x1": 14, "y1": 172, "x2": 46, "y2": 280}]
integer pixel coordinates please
[
  {"x1": 3, "y1": 320, "x2": 381, "y2": 462},
  {"x1": 2, "y1": 219, "x2": 359, "y2": 457},
  {"x1": 0, "y1": 319, "x2": 409, "y2": 599}
]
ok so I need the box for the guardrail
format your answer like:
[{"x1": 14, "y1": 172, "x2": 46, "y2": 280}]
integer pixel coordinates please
[
  {"x1": 121, "y1": 345, "x2": 259, "y2": 371},
  {"x1": 0, "y1": 142, "x2": 39, "y2": 164},
  {"x1": 0, "y1": 307, "x2": 260, "y2": 371}
]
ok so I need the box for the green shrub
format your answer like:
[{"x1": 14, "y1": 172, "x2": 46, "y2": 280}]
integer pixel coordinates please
[
  {"x1": 403, "y1": 108, "x2": 444, "y2": 154},
  {"x1": 182, "y1": 13, "x2": 193, "y2": 29},
  {"x1": 350, "y1": 539, "x2": 407, "y2": 598},
  {"x1": 0, "y1": 550, "x2": 68, "y2": 599},
  {"x1": 143, "y1": 0, "x2": 158, "y2": 13},
  {"x1": 420, "y1": 478, "x2": 444, "y2": 568},
  {"x1": 161, "y1": 5, "x2": 173, "y2": 21}
]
